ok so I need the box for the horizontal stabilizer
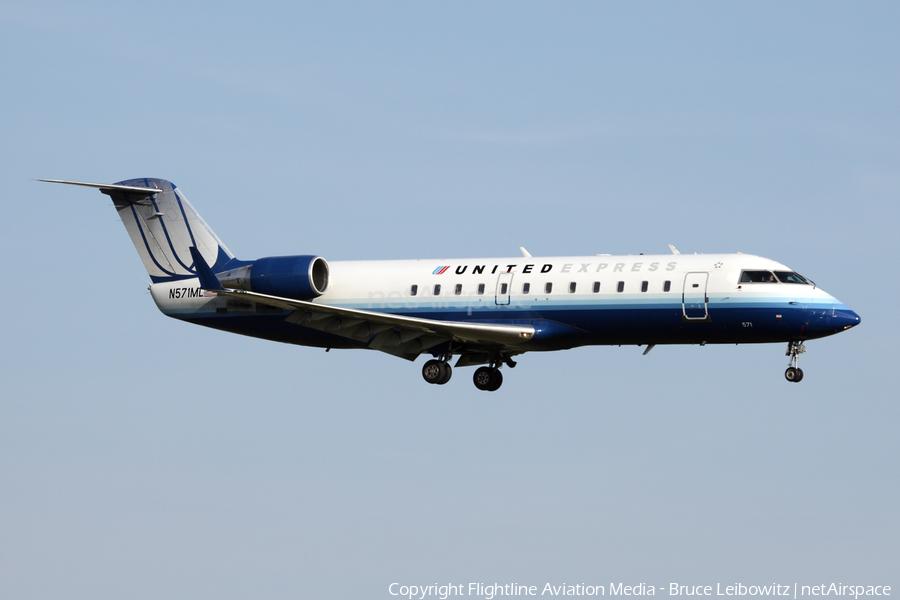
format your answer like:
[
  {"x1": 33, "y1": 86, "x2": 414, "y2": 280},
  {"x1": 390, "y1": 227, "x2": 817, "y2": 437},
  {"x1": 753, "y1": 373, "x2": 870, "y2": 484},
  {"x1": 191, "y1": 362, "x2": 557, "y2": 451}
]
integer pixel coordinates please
[{"x1": 37, "y1": 179, "x2": 163, "y2": 195}]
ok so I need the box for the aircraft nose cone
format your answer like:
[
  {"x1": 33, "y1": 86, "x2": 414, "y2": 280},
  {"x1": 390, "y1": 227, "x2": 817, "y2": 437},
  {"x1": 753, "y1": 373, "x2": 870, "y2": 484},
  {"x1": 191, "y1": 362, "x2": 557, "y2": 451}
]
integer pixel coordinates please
[{"x1": 830, "y1": 309, "x2": 861, "y2": 332}]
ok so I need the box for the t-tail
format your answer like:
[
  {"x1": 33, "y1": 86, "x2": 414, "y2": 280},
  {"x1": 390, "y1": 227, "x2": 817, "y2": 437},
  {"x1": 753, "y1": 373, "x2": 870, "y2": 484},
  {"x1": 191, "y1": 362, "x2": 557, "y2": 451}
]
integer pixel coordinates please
[{"x1": 40, "y1": 178, "x2": 238, "y2": 282}]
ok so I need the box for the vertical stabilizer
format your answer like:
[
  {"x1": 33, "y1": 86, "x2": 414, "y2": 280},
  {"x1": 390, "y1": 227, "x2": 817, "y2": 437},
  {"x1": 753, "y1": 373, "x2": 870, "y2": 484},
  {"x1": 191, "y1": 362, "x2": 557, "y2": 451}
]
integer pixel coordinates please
[{"x1": 41, "y1": 178, "x2": 237, "y2": 282}]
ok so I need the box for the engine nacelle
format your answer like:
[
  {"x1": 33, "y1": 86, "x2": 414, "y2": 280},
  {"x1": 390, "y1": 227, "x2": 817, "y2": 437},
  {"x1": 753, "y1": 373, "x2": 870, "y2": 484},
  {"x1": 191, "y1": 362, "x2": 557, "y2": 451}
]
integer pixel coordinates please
[{"x1": 217, "y1": 255, "x2": 329, "y2": 300}]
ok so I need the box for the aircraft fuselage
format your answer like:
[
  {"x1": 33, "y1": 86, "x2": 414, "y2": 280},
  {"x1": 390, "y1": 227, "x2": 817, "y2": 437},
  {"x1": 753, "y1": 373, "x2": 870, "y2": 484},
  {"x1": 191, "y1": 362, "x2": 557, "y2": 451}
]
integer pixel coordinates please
[{"x1": 150, "y1": 252, "x2": 858, "y2": 352}]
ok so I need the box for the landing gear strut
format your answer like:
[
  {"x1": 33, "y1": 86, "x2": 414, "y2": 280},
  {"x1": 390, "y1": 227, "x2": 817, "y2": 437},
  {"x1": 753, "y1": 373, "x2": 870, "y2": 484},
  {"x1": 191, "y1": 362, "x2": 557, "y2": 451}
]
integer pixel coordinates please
[
  {"x1": 422, "y1": 358, "x2": 452, "y2": 385},
  {"x1": 784, "y1": 341, "x2": 806, "y2": 383}
]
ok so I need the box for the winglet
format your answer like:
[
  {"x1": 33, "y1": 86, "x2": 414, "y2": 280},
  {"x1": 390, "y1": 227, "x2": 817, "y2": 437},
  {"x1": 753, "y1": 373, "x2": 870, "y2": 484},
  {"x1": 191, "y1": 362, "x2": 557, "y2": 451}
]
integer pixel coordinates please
[{"x1": 189, "y1": 246, "x2": 225, "y2": 290}]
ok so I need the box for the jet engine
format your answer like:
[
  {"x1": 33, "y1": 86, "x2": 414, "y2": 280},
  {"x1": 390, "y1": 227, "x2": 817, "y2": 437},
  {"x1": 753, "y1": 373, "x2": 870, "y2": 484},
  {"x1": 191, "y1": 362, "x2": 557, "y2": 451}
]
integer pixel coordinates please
[{"x1": 216, "y1": 255, "x2": 329, "y2": 300}]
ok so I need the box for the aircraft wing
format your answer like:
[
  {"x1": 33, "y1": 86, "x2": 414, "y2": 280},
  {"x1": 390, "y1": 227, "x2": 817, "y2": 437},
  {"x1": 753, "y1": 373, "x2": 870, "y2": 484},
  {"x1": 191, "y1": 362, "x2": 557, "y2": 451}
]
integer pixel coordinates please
[
  {"x1": 186, "y1": 246, "x2": 534, "y2": 360},
  {"x1": 209, "y1": 287, "x2": 535, "y2": 360}
]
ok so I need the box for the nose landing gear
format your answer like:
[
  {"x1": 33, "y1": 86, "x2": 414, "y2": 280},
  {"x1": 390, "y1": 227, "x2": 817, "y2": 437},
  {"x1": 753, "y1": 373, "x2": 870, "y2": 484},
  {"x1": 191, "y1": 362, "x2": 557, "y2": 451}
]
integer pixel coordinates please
[{"x1": 785, "y1": 341, "x2": 806, "y2": 383}]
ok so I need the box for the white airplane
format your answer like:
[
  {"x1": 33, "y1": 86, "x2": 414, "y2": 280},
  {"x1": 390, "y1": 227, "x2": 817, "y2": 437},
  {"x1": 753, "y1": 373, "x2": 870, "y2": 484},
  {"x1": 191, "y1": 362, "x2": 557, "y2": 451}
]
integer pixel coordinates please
[{"x1": 41, "y1": 178, "x2": 860, "y2": 390}]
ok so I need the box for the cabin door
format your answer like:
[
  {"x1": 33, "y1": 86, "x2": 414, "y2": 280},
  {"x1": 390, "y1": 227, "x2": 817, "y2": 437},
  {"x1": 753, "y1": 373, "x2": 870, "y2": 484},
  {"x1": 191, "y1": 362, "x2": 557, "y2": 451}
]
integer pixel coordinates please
[
  {"x1": 495, "y1": 272, "x2": 514, "y2": 306},
  {"x1": 682, "y1": 272, "x2": 709, "y2": 321}
]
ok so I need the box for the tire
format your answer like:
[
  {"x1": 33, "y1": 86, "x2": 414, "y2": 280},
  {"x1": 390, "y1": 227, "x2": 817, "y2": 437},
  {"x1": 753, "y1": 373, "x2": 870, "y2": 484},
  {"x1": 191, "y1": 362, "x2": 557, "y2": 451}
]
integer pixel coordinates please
[
  {"x1": 794, "y1": 368, "x2": 804, "y2": 383},
  {"x1": 785, "y1": 367, "x2": 798, "y2": 382},
  {"x1": 437, "y1": 362, "x2": 452, "y2": 385},
  {"x1": 486, "y1": 369, "x2": 503, "y2": 391},
  {"x1": 423, "y1": 360, "x2": 444, "y2": 384},
  {"x1": 473, "y1": 367, "x2": 493, "y2": 391}
]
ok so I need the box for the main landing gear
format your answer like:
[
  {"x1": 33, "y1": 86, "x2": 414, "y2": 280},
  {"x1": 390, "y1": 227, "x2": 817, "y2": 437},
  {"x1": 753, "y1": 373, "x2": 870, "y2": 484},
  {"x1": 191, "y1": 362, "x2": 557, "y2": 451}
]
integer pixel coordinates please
[
  {"x1": 785, "y1": 341, "x2": 806, "y2": 383},
  {"x1": 472, "y1": 354, "x2": 517, "y2": 391},
  {"x1": 473, "y1": 366, "x2": 503, "y2": 392},
  {"x1": 422, "y1": 359, "x2": 452, "y2": 385},
  {"x1": 421, "y1": 353, "x2": 516, "y2": 391}
]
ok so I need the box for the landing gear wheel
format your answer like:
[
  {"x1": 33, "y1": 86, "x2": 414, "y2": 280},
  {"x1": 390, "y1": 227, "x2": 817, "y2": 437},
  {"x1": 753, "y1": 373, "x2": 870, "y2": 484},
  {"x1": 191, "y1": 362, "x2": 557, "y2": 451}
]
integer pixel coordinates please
[
  {"x1": 473, "y1": 367, "x2": 493, "y2": 391},
  {"x1": 437, "y1": 362, "x2": 452, "y2": 385},
  {"x1": 785, "y1": 367, "x2": 804, "y2": 383},
  {"x1": 486, "y1": 369, "x2": 503, "y2": 391},
  {"x1": 423, "y1": 360, "x2": 445, "y2": 385},
  {"x1": 473, "y1": 367, "x2": 503, "y2": 391}
]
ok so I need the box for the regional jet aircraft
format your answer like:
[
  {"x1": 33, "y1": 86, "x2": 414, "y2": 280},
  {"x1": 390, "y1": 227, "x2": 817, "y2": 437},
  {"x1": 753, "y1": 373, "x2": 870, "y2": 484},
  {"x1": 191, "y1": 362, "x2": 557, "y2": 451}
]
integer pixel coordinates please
[{"x1": 41, "y1": 178, "x2": 860, "y2": 390}]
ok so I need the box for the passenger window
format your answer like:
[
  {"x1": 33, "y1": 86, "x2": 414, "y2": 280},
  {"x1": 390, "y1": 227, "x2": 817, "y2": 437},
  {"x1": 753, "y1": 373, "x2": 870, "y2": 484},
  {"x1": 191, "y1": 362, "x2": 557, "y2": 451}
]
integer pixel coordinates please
[
  {"x1": 433, "y1": 284, "x2": 441, "y2": 295},
  {"x1": 545, "y1": 282, "x2": 553, "y2": 294},
  {"x1": 592, "y1": 281, "x2": 600, "y2": 293},
  {"x1": 663, "y1": 280, "x2": 671, "y2": 292},
  {"x1": 455, "y1": 284, "x2": 462, "y2": 295},
  {"x1": 522, "y1": 282, "x2": 530, "y2": 294},
  {"x1": 500, "y1": 283, "x2": 508, "y2": 295},
  {"x1": 477, "y1": 283, "x2": 485, "y2": 295},
  {"x1": 617, "y1": 281, "x2": 624, "y2": 293},
  {"x1": 641, "y1": 281, "x2": 648, "y2": 292},
  {"x1": 568, "y1": 282, "x2": 576, "y2": 293},
  {"x1": 410, "y1": 284, "x2": 418, "y2": 296}
]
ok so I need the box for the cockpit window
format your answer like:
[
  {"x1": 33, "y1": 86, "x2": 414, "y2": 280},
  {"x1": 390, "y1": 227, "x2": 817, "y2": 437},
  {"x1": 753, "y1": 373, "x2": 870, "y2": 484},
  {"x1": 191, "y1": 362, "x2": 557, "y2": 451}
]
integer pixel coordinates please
[
  {"x1": 774, "y1": 271, "x2": 810, "y2": 284},
  {"x1": 740, "y1": 270, "x2": 778, "y2": 283},
  {"x1": 740, "y1": 270, "x2": 812, "y2": 285}
]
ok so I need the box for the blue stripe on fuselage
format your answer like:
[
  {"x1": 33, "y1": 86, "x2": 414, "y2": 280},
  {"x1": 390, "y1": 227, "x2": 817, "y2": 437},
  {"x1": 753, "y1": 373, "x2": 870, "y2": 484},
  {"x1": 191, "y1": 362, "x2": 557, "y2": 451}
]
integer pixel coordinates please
[{"x1": 169, "y1": 300, "x2": 854, "y2": 352}]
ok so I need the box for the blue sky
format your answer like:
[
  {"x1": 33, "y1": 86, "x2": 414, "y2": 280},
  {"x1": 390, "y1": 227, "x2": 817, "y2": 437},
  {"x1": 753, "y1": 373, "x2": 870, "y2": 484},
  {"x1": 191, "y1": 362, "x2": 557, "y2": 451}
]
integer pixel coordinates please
[{"x1": 1, "y1": 2, "x2": 898, "y2": 598}]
